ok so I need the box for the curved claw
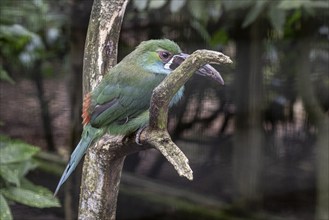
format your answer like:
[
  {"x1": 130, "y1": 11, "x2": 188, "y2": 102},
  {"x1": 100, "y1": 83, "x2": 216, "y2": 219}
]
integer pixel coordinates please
[{"x1": 135, "y1": 126, "x2": 147, "y2": 145}]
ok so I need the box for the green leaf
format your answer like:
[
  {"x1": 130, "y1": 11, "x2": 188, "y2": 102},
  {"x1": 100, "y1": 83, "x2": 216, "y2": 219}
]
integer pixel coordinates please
[
  {"x1": 0, "y1": 24, "x2": 30, "y2": 39},
  {"x1": 0, "y1": 136, "x2": 39, "y2": 164},
  {"x1": 286, "y1": 9, "x2": 302, "y2": 27},
  {"x1": 1, "y1": 187, "x2": 60, "y2": 208},
  {"x1": 169, "y1": 0, "x2": 186, "y2": 13},
  {"x1": 0, "y1": 160, "x2": 37, "y2": 186},
  {"x1": 21, "y1": 178, "x2": 55, "y2": 197},
  {"x1": 0, "y1": 165, "x2": 20, "y2": 186},
  {"x1": 242, "y1": 1, "x2": 268, "y2": 28},
  {"x1": 0, "y1": 194, "x2": 13, "y2": 220},
  {"x1": 149, "y1": 0, "x2": 167, "y2": 9},
  {"x1": 210, "y1": 29, "x2": 229, "y2": 46}
]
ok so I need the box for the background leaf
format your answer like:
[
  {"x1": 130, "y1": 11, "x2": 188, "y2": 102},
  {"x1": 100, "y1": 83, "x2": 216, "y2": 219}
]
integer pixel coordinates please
[
  {"x1": 0, "y1": 194, "x2": 13, "y2": 220},
  {"x1": 0, "y1": 165, "x2": 20, "y2": 186},
  {"x1": 21, "y1": 178, "x2": 56, "y2": 197},
  {"x1": 210, "y1": 29, "x2": 229, "y2": 46},
  {"x1": 1, "y1": 187, "x2": 60, "y2": 208},
  {"x1": 0, "y1": 136, "x2": 39, "y2": 164},
  {"x1": 0, "y1": 161, "x2": 37, "y2": 186}
]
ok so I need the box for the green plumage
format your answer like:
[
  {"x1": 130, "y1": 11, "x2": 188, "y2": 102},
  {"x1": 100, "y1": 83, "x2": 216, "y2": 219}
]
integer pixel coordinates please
[{"x1": 89, "y1": 61, "x2": 164, "y2": 133}]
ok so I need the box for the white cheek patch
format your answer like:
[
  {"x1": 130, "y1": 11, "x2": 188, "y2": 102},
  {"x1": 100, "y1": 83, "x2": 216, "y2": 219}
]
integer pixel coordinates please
[
  {"x1": 164, "y1": 55, "x2": 186, "y2": 70},
  {"x1": 164, "y1": 57, "x2": 174, "y2": 70}
]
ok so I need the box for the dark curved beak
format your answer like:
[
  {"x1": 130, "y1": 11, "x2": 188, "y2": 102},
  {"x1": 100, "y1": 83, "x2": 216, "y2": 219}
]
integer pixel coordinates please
[{"x1": 164, "y1": 53, "x2": 224, "y2": 85}]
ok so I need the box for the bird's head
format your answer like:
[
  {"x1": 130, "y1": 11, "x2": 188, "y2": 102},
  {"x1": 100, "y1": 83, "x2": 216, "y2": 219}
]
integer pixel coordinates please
[
  {"x1": 133, "y1": 39, "x2": 181, "y2": 75},
  {"x1": 132, "y1": 39, "x2": 224, "y2": 85}
]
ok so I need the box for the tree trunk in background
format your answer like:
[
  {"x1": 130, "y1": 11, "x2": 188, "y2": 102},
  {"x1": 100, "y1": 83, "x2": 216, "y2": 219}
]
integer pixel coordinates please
[
  {"x1": 295, "y1": 37, "x2": 329, "y2": 220},
  {"x1": 315, "y1": 120, "x2": 329, "y2": 220},
  {"x1": 233, "y1": 20, "x2": 264, "y2": 209},
  {"x1": 33, "y1": 62, "x2": 55, "y2": 152},
  {"x1": 65, "y1": 0, "x2": 93, "y2": 219}
]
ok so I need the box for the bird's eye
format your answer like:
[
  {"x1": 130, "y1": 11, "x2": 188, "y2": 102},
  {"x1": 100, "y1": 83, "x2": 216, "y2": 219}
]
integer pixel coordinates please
[{"x1": 158, "y1": 51, "x2": 171, "y2": 62}]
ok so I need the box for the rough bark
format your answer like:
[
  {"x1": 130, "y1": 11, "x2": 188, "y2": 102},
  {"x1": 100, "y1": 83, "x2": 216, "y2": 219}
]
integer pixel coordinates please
[
  {"x1": 78, "y1": 0, "x2": 232, "y2": 219},
  {"x1": 82, "y1": 0, "x2": 129, "y2": 94},
  {"x1": 78, "y1": 0, "x2": 129, "y2": 219}
]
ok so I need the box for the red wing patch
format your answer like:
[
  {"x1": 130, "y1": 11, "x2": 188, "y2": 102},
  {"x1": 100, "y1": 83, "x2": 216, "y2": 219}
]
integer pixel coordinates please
[{"x1": 82, "y1": 93, "x2": 91, "y2": 125}]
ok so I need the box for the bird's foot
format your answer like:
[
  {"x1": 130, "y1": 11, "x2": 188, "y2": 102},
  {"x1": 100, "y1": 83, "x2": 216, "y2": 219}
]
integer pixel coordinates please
[{"x1": 135, "y1": 126, "x2": 147, "y2": 145}]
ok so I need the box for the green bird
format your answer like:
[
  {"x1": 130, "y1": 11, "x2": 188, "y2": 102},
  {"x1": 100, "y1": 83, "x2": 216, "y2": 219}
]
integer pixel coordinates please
[{"x1": 54, "y1": 39, "x2": 224, "y2": 195}]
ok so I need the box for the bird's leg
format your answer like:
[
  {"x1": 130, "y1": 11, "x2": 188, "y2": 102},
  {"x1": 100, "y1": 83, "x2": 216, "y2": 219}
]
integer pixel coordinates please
[{"x1": 135, "y1": 125, "x2": 147, "y2": 145}]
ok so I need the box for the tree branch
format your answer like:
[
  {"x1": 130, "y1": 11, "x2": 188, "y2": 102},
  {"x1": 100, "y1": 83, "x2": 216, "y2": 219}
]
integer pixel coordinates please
[
  {"x1": 78, "y1": 0, "x2": 129, "y2": 219},
  {"x1": 82, "y1": 0, "x2": 129, "y2": 94}
]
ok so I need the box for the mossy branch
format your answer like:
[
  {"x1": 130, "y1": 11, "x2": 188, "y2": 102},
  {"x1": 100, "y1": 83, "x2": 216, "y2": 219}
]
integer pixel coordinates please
[{"x1": 79, "y1": 0, "x2": 128, "y2": 219}]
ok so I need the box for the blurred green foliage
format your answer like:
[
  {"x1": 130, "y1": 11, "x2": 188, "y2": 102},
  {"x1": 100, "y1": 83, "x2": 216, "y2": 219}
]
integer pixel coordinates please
[
  {"x1": 0, "y1": 136, "x2": 60, "y2": 220},
  {"x1": 0, "y1": 0, "x2": 68, "y2": 79},
  {"x1": 131, "y1": 0, "x2": 328, "y2": 42}
]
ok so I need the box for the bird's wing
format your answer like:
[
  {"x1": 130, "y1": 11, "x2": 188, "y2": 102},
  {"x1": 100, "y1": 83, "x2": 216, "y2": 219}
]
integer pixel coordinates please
[{"x1": 87, "y1": 82, "x2": 152, "y2": 129}]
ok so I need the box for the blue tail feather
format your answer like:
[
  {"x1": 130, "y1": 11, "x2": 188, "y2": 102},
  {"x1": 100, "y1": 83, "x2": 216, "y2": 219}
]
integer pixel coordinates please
[{"x1": 54, "y1": 126, "x2": 96, "y2": 196}]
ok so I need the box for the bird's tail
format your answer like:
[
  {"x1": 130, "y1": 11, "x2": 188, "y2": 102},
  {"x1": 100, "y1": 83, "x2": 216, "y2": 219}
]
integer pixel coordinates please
[{"x1": 54, "y1": 125, "x2": 98, "y2": 196}]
